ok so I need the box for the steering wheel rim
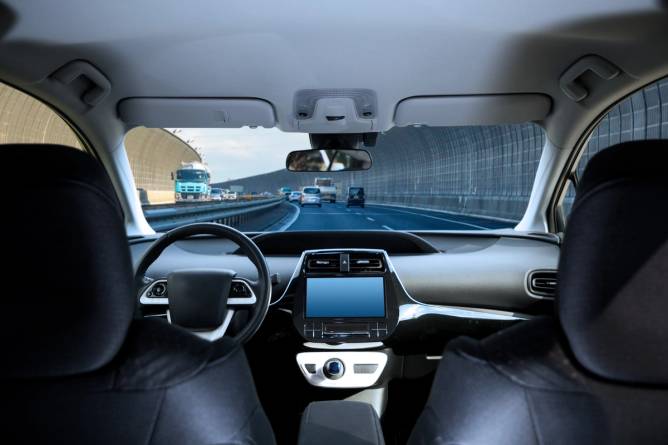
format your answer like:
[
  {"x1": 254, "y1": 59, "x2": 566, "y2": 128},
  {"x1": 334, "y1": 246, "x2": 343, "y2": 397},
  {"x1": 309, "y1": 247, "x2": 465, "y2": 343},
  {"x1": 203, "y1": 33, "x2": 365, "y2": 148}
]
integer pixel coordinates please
[{"x1": 134, "y1": 222, "x2": 271, "y2": 344}]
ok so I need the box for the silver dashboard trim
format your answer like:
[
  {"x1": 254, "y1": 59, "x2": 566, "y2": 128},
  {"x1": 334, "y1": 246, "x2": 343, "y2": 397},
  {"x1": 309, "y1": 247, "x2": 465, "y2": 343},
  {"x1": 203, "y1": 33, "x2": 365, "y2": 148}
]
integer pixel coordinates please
[
  {"x1": 140, "y1": 278, "x2": 257, "y2": 306},
  {"x1": 296, "y1": 351, "x2": 388, "y2": 388},
  {"x1": 304, "y1": 341, "x2": 385, "y2": 350},
  {"x1": 167, "y1": 308, "x2": 235, "y2": 342}
]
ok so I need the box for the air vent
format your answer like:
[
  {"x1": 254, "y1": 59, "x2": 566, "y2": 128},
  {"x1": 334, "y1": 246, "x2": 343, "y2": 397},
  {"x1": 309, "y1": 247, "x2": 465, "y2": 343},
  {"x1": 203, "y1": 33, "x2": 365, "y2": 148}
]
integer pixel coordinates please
[
  {"x1": 350, "y1": 258, "x2": 383, "y2": 272},
  {"x1": 349, "y1": 253, "x2": 385, "y2": 272},
  {"x1": 528, "y1": 270, "x2": 557, "y2": 299},
  {"x1": 306, "y1": 256, "x2": 339, "y2": 272}
]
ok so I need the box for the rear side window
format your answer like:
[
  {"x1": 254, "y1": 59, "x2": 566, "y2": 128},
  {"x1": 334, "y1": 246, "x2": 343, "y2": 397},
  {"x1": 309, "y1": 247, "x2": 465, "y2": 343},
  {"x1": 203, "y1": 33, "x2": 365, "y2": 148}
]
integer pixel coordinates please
[
  {"x1": 560, "y1": 76, "x2": 668, "y2": 219},
  {"x1": 0, "y1": 82, "x2": 83, "y2": 148}
]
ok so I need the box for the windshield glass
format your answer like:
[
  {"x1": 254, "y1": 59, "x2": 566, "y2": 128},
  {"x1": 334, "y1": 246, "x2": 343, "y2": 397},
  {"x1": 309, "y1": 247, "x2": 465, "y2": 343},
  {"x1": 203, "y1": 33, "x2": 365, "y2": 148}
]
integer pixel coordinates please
[{"x1": 126, "y1": 125, "x2": 544, "y2": 232}]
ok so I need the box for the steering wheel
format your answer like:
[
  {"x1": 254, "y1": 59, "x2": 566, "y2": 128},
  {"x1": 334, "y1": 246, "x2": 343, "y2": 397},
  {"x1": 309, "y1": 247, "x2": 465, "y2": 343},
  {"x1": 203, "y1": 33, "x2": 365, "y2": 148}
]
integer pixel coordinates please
[{"x1": 134, "y1": 223, "x2": 271, "y2": 344}]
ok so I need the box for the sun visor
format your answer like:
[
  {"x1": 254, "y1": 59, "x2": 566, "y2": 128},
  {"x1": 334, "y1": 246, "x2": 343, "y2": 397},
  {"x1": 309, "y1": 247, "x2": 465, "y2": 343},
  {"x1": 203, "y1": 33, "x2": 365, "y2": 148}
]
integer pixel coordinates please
[
  {"x1": 118, "y1": 98, "x2": 276, "y2": 128},
  {"x1": 394, "y1": 94, "x2": 551, "y2": 127}
]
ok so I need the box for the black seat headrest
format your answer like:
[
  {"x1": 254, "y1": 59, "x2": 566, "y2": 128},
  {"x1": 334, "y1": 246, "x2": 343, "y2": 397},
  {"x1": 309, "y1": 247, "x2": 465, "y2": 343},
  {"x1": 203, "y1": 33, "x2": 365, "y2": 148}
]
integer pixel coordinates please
[
  {"x1": 558, "y1": 140, "x2": 668, "y2": 385},
  {"x1": 0, "y1": 145, "x2": 135, "y2": 378}
]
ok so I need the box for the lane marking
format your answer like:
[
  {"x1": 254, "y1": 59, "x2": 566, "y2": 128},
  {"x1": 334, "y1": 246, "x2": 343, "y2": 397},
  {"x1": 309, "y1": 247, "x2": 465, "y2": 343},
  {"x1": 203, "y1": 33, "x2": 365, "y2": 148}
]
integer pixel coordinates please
[
  {"x1": 299, "y1": 212, "x2": 360, "y2": 215},
  {"x1": 366, "y1": 217, "x2": 375, "y2": 221},
  {"x1": 370, "y1": 205, "x2": 491, "y2": 230},
  {"x1": 275, "y1": 203, "x2": 301, "y2": 232},
  {"x1": 355, "y1": 212, "x2": 362, "y2": 216},
  {"x1": 382, "y1": 225, "x2": 394, "y2": 231}
]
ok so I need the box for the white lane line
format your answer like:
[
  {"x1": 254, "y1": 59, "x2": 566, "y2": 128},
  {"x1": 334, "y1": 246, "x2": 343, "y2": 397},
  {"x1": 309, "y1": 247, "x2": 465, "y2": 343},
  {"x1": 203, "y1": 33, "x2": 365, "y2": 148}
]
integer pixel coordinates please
[
  {"x1": 275, "y1": 203, "x2": 301, "y2": 232},
  {"x1": 300, "y1": 212, "x2": 357, "y2": 215},
  {"x1": 366, "y1": 217, "x2": 375, "y2": 222},
  {"x1": 382, "y1": 225, "x2": 394, "y2": 231},
  {"x1": 355, "y1": 212, "x2": 362, "y2": 216},
  {"x1": 371, "y1": 205, "x2": 490, "y2": 230}
]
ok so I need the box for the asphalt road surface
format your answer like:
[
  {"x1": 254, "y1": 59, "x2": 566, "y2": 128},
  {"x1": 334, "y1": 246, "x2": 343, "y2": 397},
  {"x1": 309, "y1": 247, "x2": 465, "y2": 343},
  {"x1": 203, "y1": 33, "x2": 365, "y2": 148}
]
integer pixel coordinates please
[{"x1": 285, "y1": 202, "x2": 513, "y2": 231}]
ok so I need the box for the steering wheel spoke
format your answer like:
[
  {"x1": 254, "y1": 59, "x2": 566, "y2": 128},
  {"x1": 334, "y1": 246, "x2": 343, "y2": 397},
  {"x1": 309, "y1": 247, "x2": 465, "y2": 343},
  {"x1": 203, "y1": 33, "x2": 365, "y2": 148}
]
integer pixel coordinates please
[{"x1": 227, "y1": 278, "x2": 258, "y2": 305}]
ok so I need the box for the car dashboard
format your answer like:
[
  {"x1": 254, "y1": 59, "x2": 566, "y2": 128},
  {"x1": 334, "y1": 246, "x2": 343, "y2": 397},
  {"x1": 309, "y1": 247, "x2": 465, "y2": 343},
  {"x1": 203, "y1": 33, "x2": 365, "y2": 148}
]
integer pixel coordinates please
[{"x1": 131, "y1": 230, "x2": 558, "y2": 356}]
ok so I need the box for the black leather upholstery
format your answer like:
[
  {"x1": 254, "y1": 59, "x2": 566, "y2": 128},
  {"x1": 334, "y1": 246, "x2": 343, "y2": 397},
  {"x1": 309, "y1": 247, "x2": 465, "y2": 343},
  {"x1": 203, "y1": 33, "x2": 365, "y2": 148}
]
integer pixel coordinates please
[
  {"x1": 1, "y1": 145, "x2": 133, "y2": 378},
  {"x1": 0, "y1": 144, "x2": 275, "y2": 444},
  {"x1": 298, "y1": 401, "x2": 385, "y2": 445},
  {"x1": 409, "y1": 140, "x2": 668, "y2": 444},
  {"x1": 558, "y1": 140, "x2": 668, "y2": 384}
]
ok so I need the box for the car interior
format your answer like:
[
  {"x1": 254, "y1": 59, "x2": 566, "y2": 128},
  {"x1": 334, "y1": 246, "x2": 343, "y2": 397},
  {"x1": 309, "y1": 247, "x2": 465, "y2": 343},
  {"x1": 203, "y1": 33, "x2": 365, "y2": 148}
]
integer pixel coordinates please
[{"x1": 1, "y1": 1, "x2": 668, "y2": 444}]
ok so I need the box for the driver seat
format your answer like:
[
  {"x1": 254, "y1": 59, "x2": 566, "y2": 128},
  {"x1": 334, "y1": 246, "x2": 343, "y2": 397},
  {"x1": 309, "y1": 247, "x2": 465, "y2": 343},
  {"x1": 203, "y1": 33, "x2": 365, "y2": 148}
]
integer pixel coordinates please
[
  {"x1": 0, "y1": 145, "x2": 275, "y2": 444},
  {"x1": 409, "y1": 140, "x2": 668, "y2": 444}
]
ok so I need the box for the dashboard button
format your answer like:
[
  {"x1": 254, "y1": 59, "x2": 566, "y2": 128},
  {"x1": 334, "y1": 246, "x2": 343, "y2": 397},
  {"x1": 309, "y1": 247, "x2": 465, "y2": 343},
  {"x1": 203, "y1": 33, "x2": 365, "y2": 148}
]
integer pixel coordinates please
[
  {"x1": 304, "y1": 364, "x2": 317, "y2": 374},
  {"x1": 354, "y1": 364, "x2": 379, "y2": 374}
]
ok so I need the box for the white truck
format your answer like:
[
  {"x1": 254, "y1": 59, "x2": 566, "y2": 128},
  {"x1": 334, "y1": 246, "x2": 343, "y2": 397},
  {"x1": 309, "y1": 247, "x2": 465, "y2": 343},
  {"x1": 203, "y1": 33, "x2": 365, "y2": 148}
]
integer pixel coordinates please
[{"x1": 314, "y1": 178, "x2": 337, "y2": 203}]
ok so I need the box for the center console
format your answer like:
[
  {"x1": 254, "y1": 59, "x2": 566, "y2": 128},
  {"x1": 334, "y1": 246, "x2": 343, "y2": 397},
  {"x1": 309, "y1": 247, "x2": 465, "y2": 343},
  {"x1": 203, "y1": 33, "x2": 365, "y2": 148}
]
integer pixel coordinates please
[{"x1": 291, "y1": 250, "x2": 401, "y2": 343}]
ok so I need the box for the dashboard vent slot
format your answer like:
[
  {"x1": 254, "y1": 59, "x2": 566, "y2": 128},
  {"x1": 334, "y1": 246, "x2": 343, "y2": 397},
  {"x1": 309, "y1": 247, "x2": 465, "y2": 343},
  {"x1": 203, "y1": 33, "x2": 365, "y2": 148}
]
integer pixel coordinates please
[
  {"x1": 528, "y1": 270, "x2": 557, "y2": 298},
  {"x1": 350, "y1": 255, "x2": 384, "y2": 272},
  {"x1": 306, "y1": 256, "x2": 339, "y2": 272}
]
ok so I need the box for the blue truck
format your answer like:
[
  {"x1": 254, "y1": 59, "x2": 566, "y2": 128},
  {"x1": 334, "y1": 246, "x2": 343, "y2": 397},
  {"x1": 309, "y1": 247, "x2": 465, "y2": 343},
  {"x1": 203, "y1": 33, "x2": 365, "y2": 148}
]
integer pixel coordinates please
[{"x1": 174, "y1": 161, "x2": 211, "y2": 202}]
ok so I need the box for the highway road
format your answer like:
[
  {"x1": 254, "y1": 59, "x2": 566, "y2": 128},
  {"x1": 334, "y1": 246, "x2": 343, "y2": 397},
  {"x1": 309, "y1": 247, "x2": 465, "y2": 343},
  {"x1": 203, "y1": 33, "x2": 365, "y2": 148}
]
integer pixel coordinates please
[{"x1": 284, "y1": 202, "x2": 513, "y2": 231}]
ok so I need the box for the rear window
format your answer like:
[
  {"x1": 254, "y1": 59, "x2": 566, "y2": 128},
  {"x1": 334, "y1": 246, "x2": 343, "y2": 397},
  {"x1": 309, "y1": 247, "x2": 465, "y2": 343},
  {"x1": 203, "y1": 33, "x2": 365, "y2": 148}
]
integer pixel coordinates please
[{"x1": 303, "y1": 187, "x2": 320, "y2": 194}]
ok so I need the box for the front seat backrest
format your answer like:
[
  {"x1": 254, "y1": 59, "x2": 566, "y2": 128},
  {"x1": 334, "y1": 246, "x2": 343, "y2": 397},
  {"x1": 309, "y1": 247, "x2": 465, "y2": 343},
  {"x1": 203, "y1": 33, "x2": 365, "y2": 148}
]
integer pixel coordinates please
[
  {"x1": 408, "y1": 140, "x2": 668, "y2": 445},
  {"x1": 558, "y1": 141, "x2": 668, "y2": 384},
  {"x1": 0, "y1": 145, "x2": 275, "y2": 445}
]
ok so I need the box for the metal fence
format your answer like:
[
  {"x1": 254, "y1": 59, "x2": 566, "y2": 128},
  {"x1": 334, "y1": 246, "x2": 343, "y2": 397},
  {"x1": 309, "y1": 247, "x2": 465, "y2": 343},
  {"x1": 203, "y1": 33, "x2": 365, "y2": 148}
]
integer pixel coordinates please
[{"x1": 144, "y1": 197, "x2": 282, "y2": 231}]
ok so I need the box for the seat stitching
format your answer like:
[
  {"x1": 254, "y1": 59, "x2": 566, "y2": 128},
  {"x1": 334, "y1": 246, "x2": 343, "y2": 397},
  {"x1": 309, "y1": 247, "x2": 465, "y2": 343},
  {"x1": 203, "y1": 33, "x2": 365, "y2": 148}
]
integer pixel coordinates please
[
  {"x1": 146, "y1": 389, "x2": 166, "y2": 445},
  {"x1": 523, "y1": 388, "x2": 542, "y2": 445}
]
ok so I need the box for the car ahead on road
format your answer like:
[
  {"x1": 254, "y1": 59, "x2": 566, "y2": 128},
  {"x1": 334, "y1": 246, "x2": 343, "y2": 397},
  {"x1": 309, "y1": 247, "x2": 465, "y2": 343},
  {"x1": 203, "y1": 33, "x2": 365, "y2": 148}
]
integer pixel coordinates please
[
  {"x1": 210, "y1": 188, "x2": 223, "y2": 201},
  {"x1": 347, "y1": 187, "x2": 365, "y2": 207},
  {"x1": 300, "y1": 187, "x2": 321, "y2": 207},
  {"x1": 223, "y1": 191, "x2": 238, "y2": 200},
  {"x1": 279, "y1": 186, "x2": 292, "y2": 199},
  {"x1": 288, "y1": 191, "x2": 302, "y2": 202}
]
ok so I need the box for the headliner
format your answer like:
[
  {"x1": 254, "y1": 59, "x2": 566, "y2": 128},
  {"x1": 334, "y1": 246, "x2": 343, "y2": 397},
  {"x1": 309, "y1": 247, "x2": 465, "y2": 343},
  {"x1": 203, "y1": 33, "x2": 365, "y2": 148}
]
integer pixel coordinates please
[{"x1": 0, "y1": 0, "x2": 667, "y2": 148}]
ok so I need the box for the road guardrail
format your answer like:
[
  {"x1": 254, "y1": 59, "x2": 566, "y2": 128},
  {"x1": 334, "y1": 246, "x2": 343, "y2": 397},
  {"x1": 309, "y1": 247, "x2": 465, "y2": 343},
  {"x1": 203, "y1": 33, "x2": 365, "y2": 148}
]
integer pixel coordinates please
[{"x1": 144, "y1": 197, "x2": 283, "y2": 231}]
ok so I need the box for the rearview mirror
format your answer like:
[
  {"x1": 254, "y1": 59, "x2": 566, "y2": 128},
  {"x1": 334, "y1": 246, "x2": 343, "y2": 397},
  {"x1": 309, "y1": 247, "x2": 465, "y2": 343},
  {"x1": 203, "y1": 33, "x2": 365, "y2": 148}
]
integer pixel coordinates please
[{"x1": 286, "y1": 149, "x2": 372, "y2": 172}]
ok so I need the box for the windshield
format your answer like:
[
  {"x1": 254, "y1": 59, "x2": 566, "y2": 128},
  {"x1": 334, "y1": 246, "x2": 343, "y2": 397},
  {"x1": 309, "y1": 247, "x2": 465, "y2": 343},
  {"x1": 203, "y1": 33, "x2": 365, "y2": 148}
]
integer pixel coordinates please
[{"x1": 126, "y1": 125, "x2": 543, "y2": 232}]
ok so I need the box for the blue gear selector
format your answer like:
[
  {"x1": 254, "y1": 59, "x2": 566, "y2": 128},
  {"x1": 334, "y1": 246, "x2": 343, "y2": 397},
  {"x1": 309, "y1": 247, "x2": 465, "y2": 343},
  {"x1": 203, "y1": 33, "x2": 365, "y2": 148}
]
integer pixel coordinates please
[{"x1": 323, "y1": 358, "x2": 345, "y2": 380}]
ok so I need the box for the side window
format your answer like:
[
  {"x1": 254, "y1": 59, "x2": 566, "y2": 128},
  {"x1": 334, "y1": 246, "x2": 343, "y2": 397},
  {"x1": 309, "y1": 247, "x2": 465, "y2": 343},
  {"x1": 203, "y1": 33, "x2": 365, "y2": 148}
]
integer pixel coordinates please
[
  {"x1": 559, "y1": 76, "x2": 668, "y2": 224},
  {"x1": 0, "y1": 82, "x2": 83, "y2": 148}
]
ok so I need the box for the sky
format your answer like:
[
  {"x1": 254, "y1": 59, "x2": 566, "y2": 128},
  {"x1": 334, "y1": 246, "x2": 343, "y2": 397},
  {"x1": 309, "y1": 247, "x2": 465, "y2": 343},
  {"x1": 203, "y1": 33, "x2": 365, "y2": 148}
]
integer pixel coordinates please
[{"x1": 169, "y1": 128, "x2": 309, "y2": 182}]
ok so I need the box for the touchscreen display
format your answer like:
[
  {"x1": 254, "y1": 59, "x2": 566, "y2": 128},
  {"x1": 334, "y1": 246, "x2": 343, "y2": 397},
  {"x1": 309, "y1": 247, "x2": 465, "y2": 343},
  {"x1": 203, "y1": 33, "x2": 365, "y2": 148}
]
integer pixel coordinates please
[{"x1": 305, "y1": 277, "x2": 385, "y2": 318}]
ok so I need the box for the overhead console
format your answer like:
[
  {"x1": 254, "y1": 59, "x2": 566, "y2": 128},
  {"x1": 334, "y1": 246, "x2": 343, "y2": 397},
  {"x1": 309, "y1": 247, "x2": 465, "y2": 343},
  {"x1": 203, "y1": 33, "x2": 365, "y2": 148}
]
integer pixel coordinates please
[{"x1": 291, "y1": 250, "x2": 401, "y2": 343}]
